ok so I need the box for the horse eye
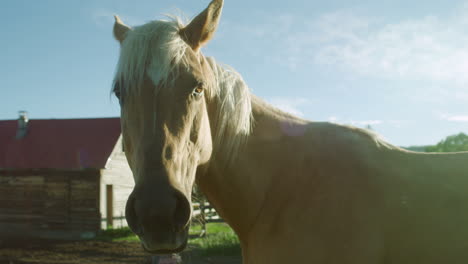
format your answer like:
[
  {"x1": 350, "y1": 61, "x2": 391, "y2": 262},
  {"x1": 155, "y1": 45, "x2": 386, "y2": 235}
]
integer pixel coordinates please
[
  {"x1": 113, "y1": 82, "x2": 124, "y2": 105},
  {"x1": 192, "y1": 84, "x2": 204, "y2": 97}
]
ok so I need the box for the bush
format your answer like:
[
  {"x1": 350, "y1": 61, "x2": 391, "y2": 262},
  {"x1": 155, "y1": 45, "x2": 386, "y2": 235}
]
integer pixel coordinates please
[{"x1": 425, "y1": 133, "x2": 468, "y2": 152}]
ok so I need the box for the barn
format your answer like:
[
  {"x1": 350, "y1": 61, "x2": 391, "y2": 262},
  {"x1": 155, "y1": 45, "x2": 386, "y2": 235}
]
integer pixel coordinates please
[{"x1": 0, "y1": 113, "x2": 134, "y2": 241}]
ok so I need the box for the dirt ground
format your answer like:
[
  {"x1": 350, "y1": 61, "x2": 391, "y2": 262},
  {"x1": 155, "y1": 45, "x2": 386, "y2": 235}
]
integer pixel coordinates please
[{"x1": 0, "y1": 240, "x2": 241, "y2": 264}]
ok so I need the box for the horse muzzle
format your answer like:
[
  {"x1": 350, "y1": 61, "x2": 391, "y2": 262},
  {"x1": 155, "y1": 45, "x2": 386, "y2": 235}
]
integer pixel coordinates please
[
  {"x1": 140, "y1": 225, "x2": 189, "y2": 254},
  {"x1": 125, "y1": 184, "x2": 192, "y2": 254}
]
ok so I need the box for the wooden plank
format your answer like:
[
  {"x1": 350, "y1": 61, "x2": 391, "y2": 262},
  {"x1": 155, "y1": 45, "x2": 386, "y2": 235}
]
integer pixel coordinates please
[
  {"x1": 0, "y1": 175, "x2": 44, "y2": 185},
  {"x1": 0, "y1": 214, "x2": 43, "y2": 220},
  {"x1": 0, "y1": 200, "x2": 44, "y2": 208},
  {"x1": 44, "y1": 201, "x2": 68, "y2": 208},
  {"x1": 0, "y1": 208, "x2": 44, "y2": 215},
  {"x1": 0, "y1": 186, "x2": 44, "y2": 193},
  {"x1": 69, "y1": 215, "x2": 100, "y2": 220},
  {"x1": 70, "y1": 200, "x2": 99, "y2": 208},
  {"x1": 106, "y1": 185, "x2": 113, "y2": 227},
  {"x1": 68, "y1": 218, "x2": 100, "y2": 225},
  {"x1": 0, "y1": 170, "x2": 105, "y2": 235}
]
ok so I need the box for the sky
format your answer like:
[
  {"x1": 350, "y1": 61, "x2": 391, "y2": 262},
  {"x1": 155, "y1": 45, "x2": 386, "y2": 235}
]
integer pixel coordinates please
[{"x1": 1, "y1": 0, "x2": 468, "y2": 147}]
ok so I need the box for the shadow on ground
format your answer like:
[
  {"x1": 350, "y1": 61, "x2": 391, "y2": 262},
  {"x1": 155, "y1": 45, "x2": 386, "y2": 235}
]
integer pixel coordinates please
[{"x1": 0, "y1": 239, "x2": 241, "y2": 264}]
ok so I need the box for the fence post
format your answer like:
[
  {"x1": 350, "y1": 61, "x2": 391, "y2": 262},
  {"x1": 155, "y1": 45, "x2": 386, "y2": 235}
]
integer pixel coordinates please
[
  {"x1": 200, "y1": 198, "x2": 206, "y2": 237},
  {"x1": 106, "y1": 184, "x2": 113, "y2": 228}
]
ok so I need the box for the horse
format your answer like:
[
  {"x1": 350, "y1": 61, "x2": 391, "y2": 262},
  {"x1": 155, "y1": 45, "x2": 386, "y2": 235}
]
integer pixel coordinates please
[{"x1": 111, "y1": 1, "x2": 468, "y2": 263}]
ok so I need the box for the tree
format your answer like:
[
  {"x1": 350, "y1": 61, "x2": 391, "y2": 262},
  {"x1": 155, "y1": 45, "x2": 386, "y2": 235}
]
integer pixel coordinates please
[{"x1": 425, "y1": 133, "x2": 468, "y2": 152}]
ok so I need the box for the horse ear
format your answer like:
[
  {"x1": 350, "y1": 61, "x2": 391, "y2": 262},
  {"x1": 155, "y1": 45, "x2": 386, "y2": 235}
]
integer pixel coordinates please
[
  {"x1": 180, "y1": 0, "x2": 223, "y2": 52},
  {"x1": 113, "y1": 15, "x2": 131, "y2": 43}
]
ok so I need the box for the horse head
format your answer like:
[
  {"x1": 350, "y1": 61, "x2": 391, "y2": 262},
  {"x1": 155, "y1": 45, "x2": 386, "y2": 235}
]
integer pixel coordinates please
[{"x1": 112, "y1": 0, "x2": 223, "y2": 254}]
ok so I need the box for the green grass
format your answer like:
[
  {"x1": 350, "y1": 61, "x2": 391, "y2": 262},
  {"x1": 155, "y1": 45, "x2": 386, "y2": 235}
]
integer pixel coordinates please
[
  {"x1": 95, "y1": 226, "x2": 139, "y2": 242},
  {"x1": 95, "y1": 223, "x2": 241, "y2": 256},
  {"x1": 189, "y1": 223, "x2": 241, "y2": 256}
]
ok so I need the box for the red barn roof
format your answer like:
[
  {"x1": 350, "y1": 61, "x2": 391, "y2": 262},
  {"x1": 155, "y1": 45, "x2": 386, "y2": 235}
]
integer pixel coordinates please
[{"x1": 0, "y1": 118, "x2": 121, "y2": 169}]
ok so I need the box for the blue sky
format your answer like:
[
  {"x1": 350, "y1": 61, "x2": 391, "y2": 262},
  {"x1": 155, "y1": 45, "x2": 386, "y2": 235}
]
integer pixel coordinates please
[{"x1": 1, "y1": 0, "x2": 468, "y2": 147}]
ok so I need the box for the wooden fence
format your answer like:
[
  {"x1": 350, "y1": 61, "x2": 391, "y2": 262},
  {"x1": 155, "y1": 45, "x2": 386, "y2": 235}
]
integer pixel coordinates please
[
  {"x1": 192, "y1": 200, "x2": 223, "y2": 237},
  {"x1": 0, "y1": 170, "x2": 101, "y2": 240}
]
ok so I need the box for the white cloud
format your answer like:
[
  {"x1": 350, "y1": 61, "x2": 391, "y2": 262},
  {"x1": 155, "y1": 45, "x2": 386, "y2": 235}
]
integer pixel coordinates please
[
  {"x1": 328, "y1": 116, "x2": 339, "y2": 123},
  {"x1": 349, "y1": 120, "x2": 383, "y2": 126},
  {"x1": 266, "y1": 97, "x2": 309, "y2": 117},
  {"x1": 440, "y1": 114, "x2": 468, "y2": 122},
  {"x1": 327, "y1": 116, "x2": 384, "y2": 126},
  {"x1": 308, "y1": 9, "x2": 468, "y2": 84},
  {"x1": 233, "y1": 5, "x2": 468, "y2": 86},
  {"x1": 388, "y1": 120, "x2": 409, "y2": 128}
]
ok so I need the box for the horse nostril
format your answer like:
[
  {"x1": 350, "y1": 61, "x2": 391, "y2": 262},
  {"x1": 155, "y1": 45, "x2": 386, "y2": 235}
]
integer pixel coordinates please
[
  {"x1": 125, "y1": 193, "x2": 143, "y2": 235},
  {"x1": 126, "y1": 187, "x2": 191, "y2": 235},
  {"x1": 173, "y1": 190, "x2": 191, "y2": 232}
]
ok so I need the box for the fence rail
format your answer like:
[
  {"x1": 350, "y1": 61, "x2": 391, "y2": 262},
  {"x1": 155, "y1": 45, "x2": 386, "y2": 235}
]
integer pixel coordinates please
[{"x1": 192, "y1": 201, "x2": 222, "y2": 237}]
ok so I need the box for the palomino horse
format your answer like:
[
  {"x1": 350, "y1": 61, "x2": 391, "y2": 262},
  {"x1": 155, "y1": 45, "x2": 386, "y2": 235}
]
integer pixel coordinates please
[{"x1": 112, "y1": 1, "x2": 468, "y2": 263}]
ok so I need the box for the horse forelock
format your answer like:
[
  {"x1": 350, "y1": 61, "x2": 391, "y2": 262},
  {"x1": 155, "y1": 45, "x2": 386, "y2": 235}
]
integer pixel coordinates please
[
  {"x1": 113, "y1": 17, "x2": 189, "y2": 96},
  {"x1": 113, "y1": 16, "x2": 253, "y2": 165}
]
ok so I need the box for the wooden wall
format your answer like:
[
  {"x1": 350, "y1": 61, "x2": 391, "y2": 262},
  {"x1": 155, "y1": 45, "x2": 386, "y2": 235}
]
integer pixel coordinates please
[{"x1": 0, "y1": 170, "x2": 101, "y2": 240}]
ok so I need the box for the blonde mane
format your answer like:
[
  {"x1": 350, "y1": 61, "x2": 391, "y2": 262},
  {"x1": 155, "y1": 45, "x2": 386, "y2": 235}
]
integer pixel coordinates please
[
  {"x1": 205, "y1": 57, "x2": 252, "y2": 162},
  {"x1": 113, "y1": 17, "x2": 252, "y2": 163}
]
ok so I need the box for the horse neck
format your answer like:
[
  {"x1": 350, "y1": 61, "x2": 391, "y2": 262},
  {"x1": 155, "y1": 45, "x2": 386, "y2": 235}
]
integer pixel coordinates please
[{"x1": 197, "y1": 93, "x2": 308, "y2": 241}]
